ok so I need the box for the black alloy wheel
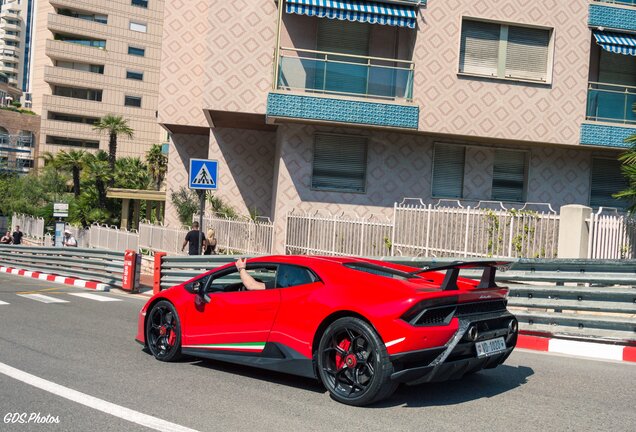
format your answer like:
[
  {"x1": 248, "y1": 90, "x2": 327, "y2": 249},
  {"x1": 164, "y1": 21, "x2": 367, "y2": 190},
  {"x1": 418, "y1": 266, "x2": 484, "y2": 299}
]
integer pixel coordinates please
[
  {"x1": 146, "y1": 300, "x2": 182, "y2": 362},
  {"x1": 317, "y1": 317, "x2": 397, "y2": 406}
]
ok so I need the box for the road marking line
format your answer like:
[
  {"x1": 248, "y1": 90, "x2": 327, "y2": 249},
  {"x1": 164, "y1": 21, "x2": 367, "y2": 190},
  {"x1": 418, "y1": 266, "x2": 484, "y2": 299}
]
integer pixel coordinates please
[
  {"x1": 17, "y1": 294, "x2": 69, "y2": 304},
  {"x1": 0, "y1": 361, "x2": 199, "y2": 432},
  {"x1": 0, "y1": 300, "x2": 8, "y2": 305},
  {"x1": 68, "y1": 293, "x2": 122, "y2": 302}
]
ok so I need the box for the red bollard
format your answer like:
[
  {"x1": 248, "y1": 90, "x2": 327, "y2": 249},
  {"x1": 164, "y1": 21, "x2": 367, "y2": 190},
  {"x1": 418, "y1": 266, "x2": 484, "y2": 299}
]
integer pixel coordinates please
[
  {"x1": 122, "y1": 250, "x2": 140, "y2": 292},
  {"x1": 153, "y1": 252, "x2": 167, "y2": 295}
]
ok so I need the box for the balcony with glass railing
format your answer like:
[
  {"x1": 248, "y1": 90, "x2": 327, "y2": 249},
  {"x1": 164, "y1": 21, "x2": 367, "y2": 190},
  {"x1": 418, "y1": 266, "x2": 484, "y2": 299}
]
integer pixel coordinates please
[
  {"x1": 275, "y1": 47, "x2": 414, "y2": 102},
  {"x1": 592, "y1": 0, "x2": 636, "y2": 7},
  {"x1": 586, "y1": 82, "x2": 636, "y2": 125}
]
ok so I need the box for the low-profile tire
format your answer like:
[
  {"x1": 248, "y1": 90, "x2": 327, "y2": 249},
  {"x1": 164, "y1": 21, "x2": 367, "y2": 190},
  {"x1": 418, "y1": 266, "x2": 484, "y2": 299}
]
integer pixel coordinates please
[
  {"x1": 146, "y1": 300, "x2": 182, "y2": 362},
  {"x1": 317, "y1": 317, "x2": 397, "y2": 406}
]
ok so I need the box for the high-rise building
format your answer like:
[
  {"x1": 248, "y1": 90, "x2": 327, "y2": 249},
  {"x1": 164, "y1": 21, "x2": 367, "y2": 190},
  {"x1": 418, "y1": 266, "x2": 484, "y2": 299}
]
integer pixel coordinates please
[
  {"x1": 30, "y1": 0, "x2": 164, "y2": 162},
  {"x1": 0, "y1": 0, "x2": 35, "y2": 93},
  {"x1": 159, "y1": 1, "x2": 635, "y2": 253}
]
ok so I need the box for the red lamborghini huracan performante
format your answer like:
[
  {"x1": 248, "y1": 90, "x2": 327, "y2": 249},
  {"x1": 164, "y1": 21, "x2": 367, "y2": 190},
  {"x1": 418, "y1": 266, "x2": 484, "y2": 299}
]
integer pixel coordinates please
[{"x1": 136, "y1": 256, "x2": 518, "y2": 406}]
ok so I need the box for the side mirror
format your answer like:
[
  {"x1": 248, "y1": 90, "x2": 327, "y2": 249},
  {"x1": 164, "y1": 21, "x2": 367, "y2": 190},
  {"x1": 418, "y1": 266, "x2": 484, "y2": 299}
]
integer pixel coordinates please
[{"x1": 185, "y1": 280, "x2": 202, "y2": 294}]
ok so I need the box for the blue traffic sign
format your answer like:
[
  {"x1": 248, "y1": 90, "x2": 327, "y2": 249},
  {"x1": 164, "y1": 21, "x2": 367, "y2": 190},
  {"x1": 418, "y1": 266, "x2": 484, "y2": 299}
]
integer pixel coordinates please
[{"x1": 189, "y1": 159, "x2": 218, "y2": 190}]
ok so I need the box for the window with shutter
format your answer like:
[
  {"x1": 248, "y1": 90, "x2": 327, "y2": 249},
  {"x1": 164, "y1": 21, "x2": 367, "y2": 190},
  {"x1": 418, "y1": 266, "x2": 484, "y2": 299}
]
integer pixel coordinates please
[
  {"x1": 505, "y1": 26, "x2": 550, "y2": 81},
  {"x1": 491, "y1": 150, "x2": 527, "y2": 202},
  {"x1": 590, "y1": 158, "x2": 628, "y2": 208},
  {"x1": 316, "y1": 20, "x2": 370, "y2": 96},
  {"x1": 311, "y1": 134, "x2": 368, "y2": 193},
  {"x1": 459, "y1": 20, "x2": 500, "y2": 77},
  {"x1": 459, "y1": 19, "x2": 552, "y2": 83},
  {"x1": 432, "y1": 144, "x2": 465, "y2": 198}
]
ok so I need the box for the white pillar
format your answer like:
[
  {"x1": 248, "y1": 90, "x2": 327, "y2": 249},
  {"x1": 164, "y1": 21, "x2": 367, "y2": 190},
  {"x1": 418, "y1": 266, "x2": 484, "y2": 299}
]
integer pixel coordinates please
[{"x1": 557, "y1": 205, "x2": 593, "y2": 259}]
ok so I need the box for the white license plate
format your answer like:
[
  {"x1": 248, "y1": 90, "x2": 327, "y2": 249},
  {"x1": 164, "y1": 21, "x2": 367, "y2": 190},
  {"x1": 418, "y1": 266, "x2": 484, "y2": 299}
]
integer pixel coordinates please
[{"x1": 475, "y1": 337, "x2": 507, "y2": 358}]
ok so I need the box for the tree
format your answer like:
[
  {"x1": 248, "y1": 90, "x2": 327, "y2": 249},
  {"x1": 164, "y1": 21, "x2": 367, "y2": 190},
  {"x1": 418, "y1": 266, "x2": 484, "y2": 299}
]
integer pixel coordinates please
[
  {"x1": 170, "y1": 186, "x2": 199, "y2": 226},
  {"x1": 93, "y1": 115, "x2": 134, "y2": 182},
  {"x1": 83, "y1": 151, "x2": 112, "y2": 208},
  {"x1": 56, "y1": 150, "x2": 86, "y2": 197},
  {"x1": 146, "y1": 144, "x2": 167, "y2": 190},
  {"x1": 615, "y1": 106, "x2": 636, "y2": 213},
  {"x1": 115, "y1": 157, "x2": 150, "y2": 190}
]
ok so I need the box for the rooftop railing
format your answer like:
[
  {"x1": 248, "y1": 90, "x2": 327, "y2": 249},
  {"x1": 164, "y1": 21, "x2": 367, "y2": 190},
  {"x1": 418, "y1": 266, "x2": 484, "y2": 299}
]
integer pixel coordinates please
[
  {"x1": 586, "y1": 82, "x2": 636, "y2": 125},
  {"x1": 276, "y1": 47, "x2": 415, "y2": 102}
]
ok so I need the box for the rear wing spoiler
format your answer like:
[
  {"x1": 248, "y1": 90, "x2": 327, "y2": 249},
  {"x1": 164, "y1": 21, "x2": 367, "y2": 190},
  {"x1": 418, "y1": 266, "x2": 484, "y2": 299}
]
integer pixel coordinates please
[{"x1": 410, "y1": 261, "x2": 512, "y2": 291}]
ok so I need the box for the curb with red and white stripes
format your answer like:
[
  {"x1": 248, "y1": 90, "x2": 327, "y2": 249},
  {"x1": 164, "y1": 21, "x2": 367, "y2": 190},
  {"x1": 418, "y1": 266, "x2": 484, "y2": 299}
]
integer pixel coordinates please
[
  {"x1": 518, "y1": 334, "x2": 636, "y2": 363},
  {"x1": 0, "y1": 266, "x2": 110, "y2": 291}
]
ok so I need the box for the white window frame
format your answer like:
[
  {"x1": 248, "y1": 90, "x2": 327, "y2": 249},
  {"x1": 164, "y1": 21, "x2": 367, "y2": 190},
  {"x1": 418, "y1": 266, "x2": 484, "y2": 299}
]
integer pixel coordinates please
[
  {"x1": 458, "y1": 17, "x2": 555, "y2": 84},
  {"x1": 129, "y1": 21, "x2": 147, "y2": 33}
]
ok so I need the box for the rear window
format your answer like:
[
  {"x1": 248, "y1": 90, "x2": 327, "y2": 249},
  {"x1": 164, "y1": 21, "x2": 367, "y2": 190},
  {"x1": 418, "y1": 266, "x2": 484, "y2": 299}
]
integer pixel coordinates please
[{"x1": 343, "y1": 263, "x2": 418, "y2": 280}]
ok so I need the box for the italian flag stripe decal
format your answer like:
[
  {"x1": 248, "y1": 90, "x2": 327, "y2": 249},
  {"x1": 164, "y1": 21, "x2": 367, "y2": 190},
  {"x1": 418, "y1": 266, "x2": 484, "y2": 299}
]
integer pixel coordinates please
[{"x1": 183, "y1": 343, "x2": 266, "y2": 351}]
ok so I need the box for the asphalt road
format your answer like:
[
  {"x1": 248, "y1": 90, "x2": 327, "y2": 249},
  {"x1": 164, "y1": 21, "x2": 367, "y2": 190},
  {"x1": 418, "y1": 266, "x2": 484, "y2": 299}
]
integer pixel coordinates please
[{"x1": 0, "y1": 272, "x2": 634, "y2": 432}]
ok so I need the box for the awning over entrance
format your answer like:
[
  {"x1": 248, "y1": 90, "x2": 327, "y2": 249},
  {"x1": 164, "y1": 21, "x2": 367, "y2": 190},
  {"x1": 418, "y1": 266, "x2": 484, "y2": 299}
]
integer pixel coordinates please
[
  {"x1": 593, "y1": 30, "x2": 636, "y2": 56},
  {"x1": 285, "y1": 0, "x2": 418, "y2": 29}
]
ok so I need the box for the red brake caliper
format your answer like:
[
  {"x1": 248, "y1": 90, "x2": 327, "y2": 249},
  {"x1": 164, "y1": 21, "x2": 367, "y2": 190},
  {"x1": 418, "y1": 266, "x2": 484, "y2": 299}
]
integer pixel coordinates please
[
  {"x1": 167, "y1": 329, "x2": 176, "y2": 346},
  {"x1": 335, "y1": 338, "x2": 354, "y2": 370}
]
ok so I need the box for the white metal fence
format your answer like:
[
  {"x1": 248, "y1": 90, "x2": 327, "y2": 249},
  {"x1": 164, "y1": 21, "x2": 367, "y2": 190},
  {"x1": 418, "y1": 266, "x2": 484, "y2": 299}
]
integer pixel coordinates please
[
  {"x1": 285, "y1": 200, "x2": 560, "y2": 258},
  {"x1": 138, "y1": 222, "x2": 188, "y2": 255},
  {"x1": 88, "y1": 224, "x2": 139, "y2": 252},
  {"x1": 12, "y1": 213, "x2": 45, "y2": 240},
  {"x1": 200, "y1": 213, "x2": 275, "y2": 255},
  {"x1": 285, "y1": 210, "x2": 393, "y2": 256},
  {"x1": 392, "y1": 200, "x2": 560, "y2": 258},
  {"x1": 588, "y1": 209, "x2": 636, "y2": 259}
]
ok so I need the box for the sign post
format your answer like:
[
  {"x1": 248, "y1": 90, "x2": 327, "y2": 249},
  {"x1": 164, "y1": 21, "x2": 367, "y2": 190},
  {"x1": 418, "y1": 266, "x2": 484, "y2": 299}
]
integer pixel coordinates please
[{"x1": 188, "y1": 159, "x2": 219, "y2": 255}]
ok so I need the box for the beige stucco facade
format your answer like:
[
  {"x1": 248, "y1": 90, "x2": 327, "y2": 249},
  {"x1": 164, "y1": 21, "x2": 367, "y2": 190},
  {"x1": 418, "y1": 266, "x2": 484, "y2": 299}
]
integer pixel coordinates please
[
  {"x1": 159, "y1": 1, "x2": 630, "y2": 252},
  {"x1": 30, "y1": 0, "x2": 165, "y2": 161}
]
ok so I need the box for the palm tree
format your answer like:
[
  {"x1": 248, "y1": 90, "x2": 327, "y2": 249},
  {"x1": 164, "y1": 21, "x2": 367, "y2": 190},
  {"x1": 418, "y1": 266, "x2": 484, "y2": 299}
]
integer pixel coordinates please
[
  {"x1": 56, "y1": 150, "x2": 86, "y2": 197},
  {"x1": 115, "y1": 157, "x2": 150, "y2": 190},
  {"x1": 83, "y1": 151, "x2": 112, "y2": 208},
  {"x1": 93, "y1": 115, "x2": 134, "y2": 182},
  {"x1": 615, "y1": 106, "x2": 636, "y2": 213},
  {"x1": 146, "y1": 144, "x2": 168, "y2": 190}
]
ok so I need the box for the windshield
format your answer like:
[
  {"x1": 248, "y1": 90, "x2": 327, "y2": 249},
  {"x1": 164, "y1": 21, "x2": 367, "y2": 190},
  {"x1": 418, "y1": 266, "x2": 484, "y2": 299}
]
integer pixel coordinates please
[{"x1": 343, "y1": 262, "x2": 422, "y2": 280}]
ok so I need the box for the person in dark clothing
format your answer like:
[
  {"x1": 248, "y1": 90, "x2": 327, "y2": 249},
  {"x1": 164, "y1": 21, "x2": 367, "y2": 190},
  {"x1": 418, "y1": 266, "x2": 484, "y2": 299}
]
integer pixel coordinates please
[
  {"x1": 12, "y1": 226, "x2": 23, "y2": 245},
  {"x1": 181, "y1": 221, "x2": 207, "y2": 255}
]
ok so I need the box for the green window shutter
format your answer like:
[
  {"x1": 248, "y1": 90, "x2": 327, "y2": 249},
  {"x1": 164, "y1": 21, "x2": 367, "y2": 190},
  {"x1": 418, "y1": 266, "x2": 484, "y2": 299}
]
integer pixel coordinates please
[
  {"x1": 316, "y1": 20, "x2": 370, "y2": 95},
  {"x1": 312, "y1": 134, "x2": 368, "y2": 193},
  {"x1": 459, "y1": 20, "x2": 500, "y2": 77},
  {"x1": 505, "y1": 26, "x2": 550, "y2": 81},
  {"x1": 317, "y1": 19, "x2": 370, "y2": 57},
  {"x1": 432, "y1": 144, "x2": 465, "y2": 198},
  {"x1": 491, "y1": 150, "x2": 527, "y2": 202},
  {"x1": 590, "y1": 158, "x2": 628, "y2": 208}
]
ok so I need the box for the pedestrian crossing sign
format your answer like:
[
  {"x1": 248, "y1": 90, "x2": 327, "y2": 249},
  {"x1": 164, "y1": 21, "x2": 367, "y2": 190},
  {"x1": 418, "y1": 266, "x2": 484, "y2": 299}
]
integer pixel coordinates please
[{"x1": 189, "y1": 159, "x2": 219, "y2": 190}]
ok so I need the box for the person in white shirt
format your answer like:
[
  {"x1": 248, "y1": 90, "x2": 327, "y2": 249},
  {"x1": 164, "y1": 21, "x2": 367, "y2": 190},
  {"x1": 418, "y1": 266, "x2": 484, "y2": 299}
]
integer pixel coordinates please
[{"x1": 63, "y1": 230, "x2": 78, "y2": 247}]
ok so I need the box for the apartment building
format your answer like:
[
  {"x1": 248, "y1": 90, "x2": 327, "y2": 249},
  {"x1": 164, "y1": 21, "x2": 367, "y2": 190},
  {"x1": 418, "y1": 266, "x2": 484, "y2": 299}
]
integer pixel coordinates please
[
  {"x1": 159, "y1": 0, "x2": 636, "y2": 252},
  {"x1": 0, "y1": 0, "x2": 35, "y2": 93},
  {"x1": 30, "y1": 0, "x2": 164, "y2": 162}
]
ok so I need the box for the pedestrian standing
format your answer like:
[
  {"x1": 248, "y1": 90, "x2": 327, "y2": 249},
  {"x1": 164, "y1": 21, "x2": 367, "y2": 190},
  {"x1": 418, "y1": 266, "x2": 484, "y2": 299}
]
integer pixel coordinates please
[
  {"x1": 63, "y1": 229, "x2": 78, "y2": 247},
  {"x1": 12, "y1": 225, "x2": 23, "y2": 245},
  {"x1": 0, "y1": 230, "x2": 12, "y2": 244},
  {"x1": 181, "y1": 221, "x2": 207, "y2": 255},
  {"x1": 204, "y1": 228, "x2": 217, "y2": 255}
]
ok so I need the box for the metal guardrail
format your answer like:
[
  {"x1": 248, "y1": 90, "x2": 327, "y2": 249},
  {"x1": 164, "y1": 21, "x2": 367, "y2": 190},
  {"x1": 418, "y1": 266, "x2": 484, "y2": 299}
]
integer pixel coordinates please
[
  {"x1": 157, "y1": 256, "x2": 636, "y2": 343},
  {"x1": 0, "y1": 246, "x2": 125, "y2": 288}
]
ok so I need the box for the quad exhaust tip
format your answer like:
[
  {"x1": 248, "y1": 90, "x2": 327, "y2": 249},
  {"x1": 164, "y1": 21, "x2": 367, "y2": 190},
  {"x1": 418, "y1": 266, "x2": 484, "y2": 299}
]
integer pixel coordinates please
[
  {"x1": 508, "y1": 319, "x2": 518, "y2": 334},
  {"x1": 466, "y1": 325, "x2": 478, "y2": 341}
]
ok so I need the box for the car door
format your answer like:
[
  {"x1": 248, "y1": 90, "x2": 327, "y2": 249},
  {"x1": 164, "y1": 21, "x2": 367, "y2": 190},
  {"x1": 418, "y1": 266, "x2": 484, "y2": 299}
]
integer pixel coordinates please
[{"x1": 181, "y1": 264, "x2": 281, "y2": 353}]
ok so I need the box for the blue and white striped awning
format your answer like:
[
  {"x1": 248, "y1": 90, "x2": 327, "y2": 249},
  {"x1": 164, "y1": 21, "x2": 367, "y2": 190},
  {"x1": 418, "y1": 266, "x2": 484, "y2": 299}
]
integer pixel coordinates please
[
  {"x1": 593, "y1": 30, "x2": 636, "y2": 56},
  {"x1": 285, "y1": 0, "x2": 418, "y2": 29}
]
